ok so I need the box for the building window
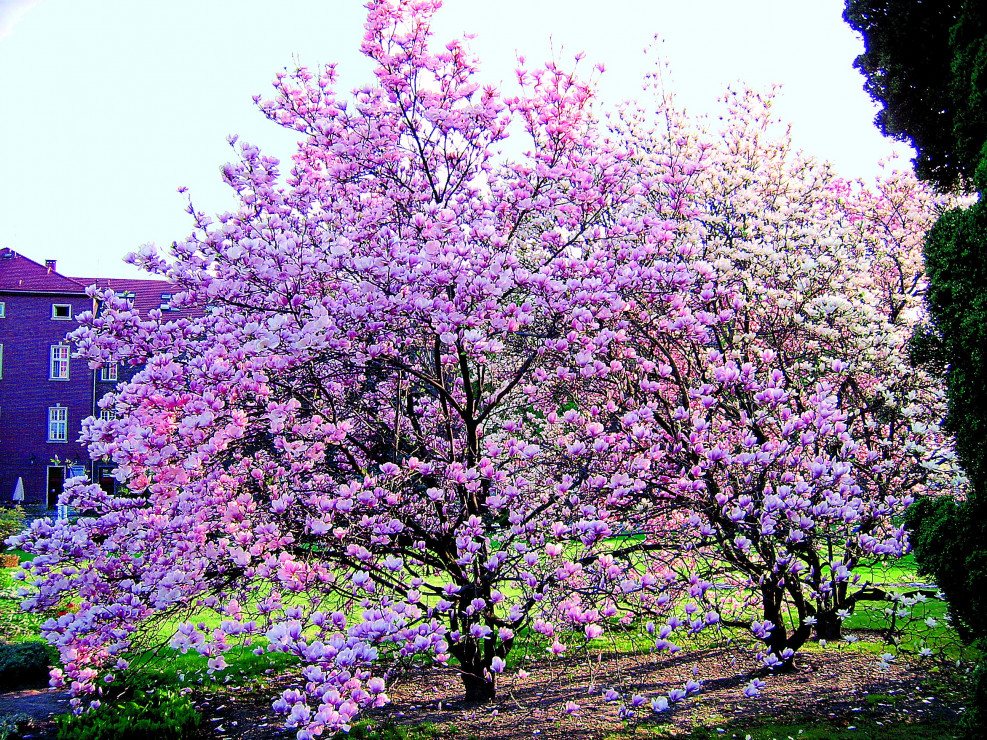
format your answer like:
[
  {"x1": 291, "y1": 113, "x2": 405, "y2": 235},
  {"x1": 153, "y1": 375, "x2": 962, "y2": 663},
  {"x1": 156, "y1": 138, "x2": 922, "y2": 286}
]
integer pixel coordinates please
[
  {"x1": 50, "y1": 344, "x2": 70, "y2": 380},
  {"x1": 51, "y1": 304, "x2": 72, "y2": 320},
  {"x1": 160, "y1": 293, "x2": 173, "y2": 310},
  {"x1": 100, "y1": 364, "x2": 118, "y2": 382},
  {"x1": 0, "y1": 301, "x2": 5, "y2": 318},
  {"x1": 48, "y1": 406, "x2": 68, "y2": 442},
  {"x1": 98, "y1": 408, "x2": 116, "y2": 422}
]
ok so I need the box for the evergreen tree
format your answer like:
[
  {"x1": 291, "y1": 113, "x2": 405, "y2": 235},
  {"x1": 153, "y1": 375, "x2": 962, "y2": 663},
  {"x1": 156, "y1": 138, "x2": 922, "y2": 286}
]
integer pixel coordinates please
[{"x1": 846, "y1": 1, "x2": 987, "y2": 734}]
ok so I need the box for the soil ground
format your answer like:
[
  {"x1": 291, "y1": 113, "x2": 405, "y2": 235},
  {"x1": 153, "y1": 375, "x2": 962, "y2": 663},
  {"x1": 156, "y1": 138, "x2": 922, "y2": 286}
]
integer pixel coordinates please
[{"x1": 0, "y1": 643, "x2": 965, "y2": 739}]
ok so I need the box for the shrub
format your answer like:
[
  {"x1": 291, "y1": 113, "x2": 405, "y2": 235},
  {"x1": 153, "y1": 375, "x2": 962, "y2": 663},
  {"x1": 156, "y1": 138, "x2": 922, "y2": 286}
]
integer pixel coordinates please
[
  {"x1": 959, "y1": 650, "x2": 987, "y2": 739},
  {"x1": 333, "y1": 721, "x2": 463, "y2": 740},
  {"x1": 0, "y1": 713, "x2": 33, "y2": 740},
  {"x1": 0, "y1": 508, "x2": 25, "y2": 553},
  {"x1": 0, "y1": 642, "x2": 50, "y2": 691},
  {"x1": 55, "y1": 688, "x2": 200, "y2": 740}
]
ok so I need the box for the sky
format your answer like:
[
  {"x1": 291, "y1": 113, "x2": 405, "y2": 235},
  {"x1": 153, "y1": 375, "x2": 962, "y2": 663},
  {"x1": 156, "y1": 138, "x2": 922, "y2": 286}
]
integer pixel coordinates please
[{"x1": 0, "y1": 0, "x2": 909, "y2": 280}]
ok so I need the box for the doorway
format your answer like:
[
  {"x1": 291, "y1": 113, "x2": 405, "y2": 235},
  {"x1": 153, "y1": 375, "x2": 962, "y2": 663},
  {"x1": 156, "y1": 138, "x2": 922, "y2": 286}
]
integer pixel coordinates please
[
  {"x1": 95, "y1": 466, "x2": 116, "y2": 495},
  {"x1": 46, "y1": 466, "x2": 65, "y2": 509}
]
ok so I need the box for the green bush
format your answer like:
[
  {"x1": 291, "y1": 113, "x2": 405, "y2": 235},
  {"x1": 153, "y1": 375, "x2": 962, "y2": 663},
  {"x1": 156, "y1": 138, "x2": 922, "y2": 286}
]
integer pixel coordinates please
[
  {"x1": 0, "y1": 713, "x2": 33, "y2": 740},
  {"x1": 960, "y1": 653, "x2": 987, "y2": 739},
  {"x1": 332, "y1": 721, "x2": 462, "y2": 740},
  {"x1": 0, "y1": 642, "x2": 50, "y2": 691},
  {"x1": 55, "y1": 688, "x2": 200, "y2": 740},
  {"x1": 336, "y1": 721, "x2": 412, "y2": 740},
  {"x1": 0, "y1": 507, "x2": 25, "y2": 553}
]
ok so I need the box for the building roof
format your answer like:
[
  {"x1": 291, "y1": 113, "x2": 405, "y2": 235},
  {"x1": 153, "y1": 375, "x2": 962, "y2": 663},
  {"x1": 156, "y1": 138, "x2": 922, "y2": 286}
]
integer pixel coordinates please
[
  {"x1": 0, "y1": 248, "x2": 89, "y2": 294},
  {"x1": 0, "y1": 248, "x2": 200, "y2": 319},
  {"x1": 72, "y1": 277, "x2": 199, "y2": 319}
]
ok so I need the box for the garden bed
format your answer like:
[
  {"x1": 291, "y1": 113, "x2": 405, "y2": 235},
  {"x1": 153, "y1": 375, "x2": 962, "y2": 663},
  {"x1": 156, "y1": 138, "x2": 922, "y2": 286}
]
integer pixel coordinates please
[{"x1": 183, "y1": 641, "x2": 965, "y2": 739}]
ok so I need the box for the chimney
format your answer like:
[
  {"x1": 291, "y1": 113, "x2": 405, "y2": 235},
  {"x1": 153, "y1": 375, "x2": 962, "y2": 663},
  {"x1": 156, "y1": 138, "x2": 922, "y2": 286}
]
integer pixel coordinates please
[{"x1": 45, "y1": 259, "x2": 56, "y2": 272}]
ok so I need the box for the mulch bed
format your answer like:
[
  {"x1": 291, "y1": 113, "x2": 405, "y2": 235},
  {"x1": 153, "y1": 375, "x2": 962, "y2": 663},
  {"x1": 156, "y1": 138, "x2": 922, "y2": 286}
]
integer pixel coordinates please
[{"x1": 188, "y1": 641, "x2": 965, "y2": 739}]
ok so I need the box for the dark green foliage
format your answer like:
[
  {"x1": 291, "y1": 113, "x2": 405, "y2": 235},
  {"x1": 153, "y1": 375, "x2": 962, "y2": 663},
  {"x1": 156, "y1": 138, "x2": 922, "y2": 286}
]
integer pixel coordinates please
[
  {"x1": 958, "y1": 655, "x2": 987, "y2": 739},
  {"x1": 0, "y1": 642, "x2": 51, "y2": 691},
  {"x1": 332, "y1": 721, "x2": 464, "y2": 740},
  {"x1": 55, "y1": 688, "x2": 200, "y2": 740},
  {"x1": 843, "y1": 0, "x2": 987, "y2": 190},
  {"x1": 846, "y1": 3, "x2": 987, "y2": 736},
  {"x1": 922, "y1": 197, "x2": 987, "y2": 483},
  {"x1": 911, "y1": 159, "x2": 987, "y2": 740},
  {"x1": 950, "y1": 3, "x2": 987, "y2": 185},
  {"x1": 844, "y1": 0, "x2": 964, "y2": 187},
  {"x1": 906, "y1": 324, "x2": 948, "y2": 376},
  {"x1": 0, "y1": 713, "x2": 33, "y2": 740},
  {"x1": 906, "y1": 497, "x2": 987, "y2": 642}
]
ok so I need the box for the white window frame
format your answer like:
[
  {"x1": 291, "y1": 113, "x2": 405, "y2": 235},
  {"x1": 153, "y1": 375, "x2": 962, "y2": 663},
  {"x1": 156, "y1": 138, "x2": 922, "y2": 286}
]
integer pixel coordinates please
[
  {"x1": 50, "y1": 344, "x2": 70, "y2": 380},
  {"x1": 98, "y1": 408, "x2": 116, "y2": 422},
  {"x1": 0, "y1": 301, "x2": 6, "y2": 318},
  {"x1": 51, "y1": 303, "x2": 72, "y2": 320},
  {"x1": 48, "y1": 405, "x2": 68, "y2": 442},
  {"x1": 100, "y1": 364, "x2": 118, "y2": 382}
]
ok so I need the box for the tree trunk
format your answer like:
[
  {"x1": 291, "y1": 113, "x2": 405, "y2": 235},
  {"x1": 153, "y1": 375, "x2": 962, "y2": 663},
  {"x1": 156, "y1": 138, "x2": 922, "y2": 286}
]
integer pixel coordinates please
[
  {"x1": 461, "y1": 670, "x2": 496, "y2": 703},
  {"x1": 449, "y1": 640, "x2": 496, "y2": 703},
  {"x1": 760, "y1": 584, "x2": 810, "y2": 672},
  {"x1": 814, "y1": 609, "x2": 843, "y2": 640}
]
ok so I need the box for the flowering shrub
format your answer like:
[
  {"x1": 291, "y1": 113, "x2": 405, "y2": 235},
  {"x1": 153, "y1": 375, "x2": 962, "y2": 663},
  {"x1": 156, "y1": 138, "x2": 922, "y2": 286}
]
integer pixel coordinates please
[{"x1": 11, "y1": 0, "x2": 961, "y2": 735}]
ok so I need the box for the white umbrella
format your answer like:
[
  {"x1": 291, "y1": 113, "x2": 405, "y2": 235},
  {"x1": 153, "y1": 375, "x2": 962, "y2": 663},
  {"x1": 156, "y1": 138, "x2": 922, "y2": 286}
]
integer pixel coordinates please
[{"x1": 12, "y1": 477, "x2": 24, "y2": 502}]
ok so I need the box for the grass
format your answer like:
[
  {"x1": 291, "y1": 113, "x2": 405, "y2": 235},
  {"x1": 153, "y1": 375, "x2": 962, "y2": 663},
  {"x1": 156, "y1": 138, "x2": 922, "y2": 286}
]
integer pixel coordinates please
[
  {"x1": 851, "y1": 554, "x2": 927, "y2": 587},
  {"x1": 0, "y1": 555, "x2": 46, "y2": 645},
  {"x1": 331, "y1": 720, "x2": 478, "y2": 740},
  {"x1": 120, "y1": 642, "x2": 301, "y2": 689}
]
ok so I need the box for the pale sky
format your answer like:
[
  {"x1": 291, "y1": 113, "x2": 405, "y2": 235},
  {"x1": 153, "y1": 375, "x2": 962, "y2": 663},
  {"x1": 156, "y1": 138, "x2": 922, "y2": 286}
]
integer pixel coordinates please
[{"x1": 0, "y1": 0, "x2": 907, "y2": 280}]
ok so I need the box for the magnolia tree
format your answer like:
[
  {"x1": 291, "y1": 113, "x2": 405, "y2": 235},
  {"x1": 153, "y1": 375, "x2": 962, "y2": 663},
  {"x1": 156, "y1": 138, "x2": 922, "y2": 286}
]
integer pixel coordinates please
[
  {"x1": 14, "y1": 0, "x2": 720, "y2": 731},
  {"x1": 11, "y1": 0, "x2": 961, "y2": 734},
  {"x1": 584, "y1": 86, "x2": 963, "y2": 668}
]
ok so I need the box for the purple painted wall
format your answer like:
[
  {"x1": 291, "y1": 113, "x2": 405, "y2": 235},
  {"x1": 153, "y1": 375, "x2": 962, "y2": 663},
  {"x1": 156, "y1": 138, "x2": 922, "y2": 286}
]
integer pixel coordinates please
[
  {"x1": 0, "y1": 248, "x2": 199, "y2": 508},
  {"x1": 0, "y1": 291, "x2": 94, "y2": 506}
]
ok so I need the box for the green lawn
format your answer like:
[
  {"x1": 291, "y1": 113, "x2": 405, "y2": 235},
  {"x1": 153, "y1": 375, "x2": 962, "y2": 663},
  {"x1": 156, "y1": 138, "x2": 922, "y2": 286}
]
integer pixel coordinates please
[{"x1": 0, "y1": 556, "x2": 45, "y2": 644}]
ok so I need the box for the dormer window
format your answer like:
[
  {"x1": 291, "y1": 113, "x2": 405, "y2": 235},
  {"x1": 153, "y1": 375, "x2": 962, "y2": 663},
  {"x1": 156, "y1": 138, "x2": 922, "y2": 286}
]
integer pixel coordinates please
[
  {"x1": 160, "y1": 293, "x2": 173, "y2": 311},
  {"x1": 52, "y1": 304, "x2": 72, "y2": 320}
]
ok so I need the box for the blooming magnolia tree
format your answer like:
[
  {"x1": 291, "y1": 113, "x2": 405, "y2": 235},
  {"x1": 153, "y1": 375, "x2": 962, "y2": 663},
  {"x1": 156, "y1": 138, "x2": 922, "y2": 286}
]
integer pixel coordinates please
[
  {"x1": 11, "y1": 1, "x2": 962, "y2": 734},
  {"x1": 588, "y1": 86, "x2": 962, "y2": 667},
  {"x1": 15, "y1": 0, "x2": 721, "y2": 731}
]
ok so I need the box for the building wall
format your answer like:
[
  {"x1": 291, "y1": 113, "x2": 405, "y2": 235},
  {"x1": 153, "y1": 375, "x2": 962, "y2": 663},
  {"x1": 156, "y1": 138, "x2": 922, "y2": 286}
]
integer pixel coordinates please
[
  {"x1": 0, "y1": 291, "x2": 94, "y2": 506},
  {"x1": 0, "y1": 250, "x2": 197, "y2": 509}
]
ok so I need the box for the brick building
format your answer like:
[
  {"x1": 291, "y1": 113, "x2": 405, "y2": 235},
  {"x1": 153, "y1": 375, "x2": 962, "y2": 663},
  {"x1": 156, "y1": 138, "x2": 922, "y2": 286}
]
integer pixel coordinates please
[{"x1": 0, "y1": 248, "x2": 192, "y2": 507}]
